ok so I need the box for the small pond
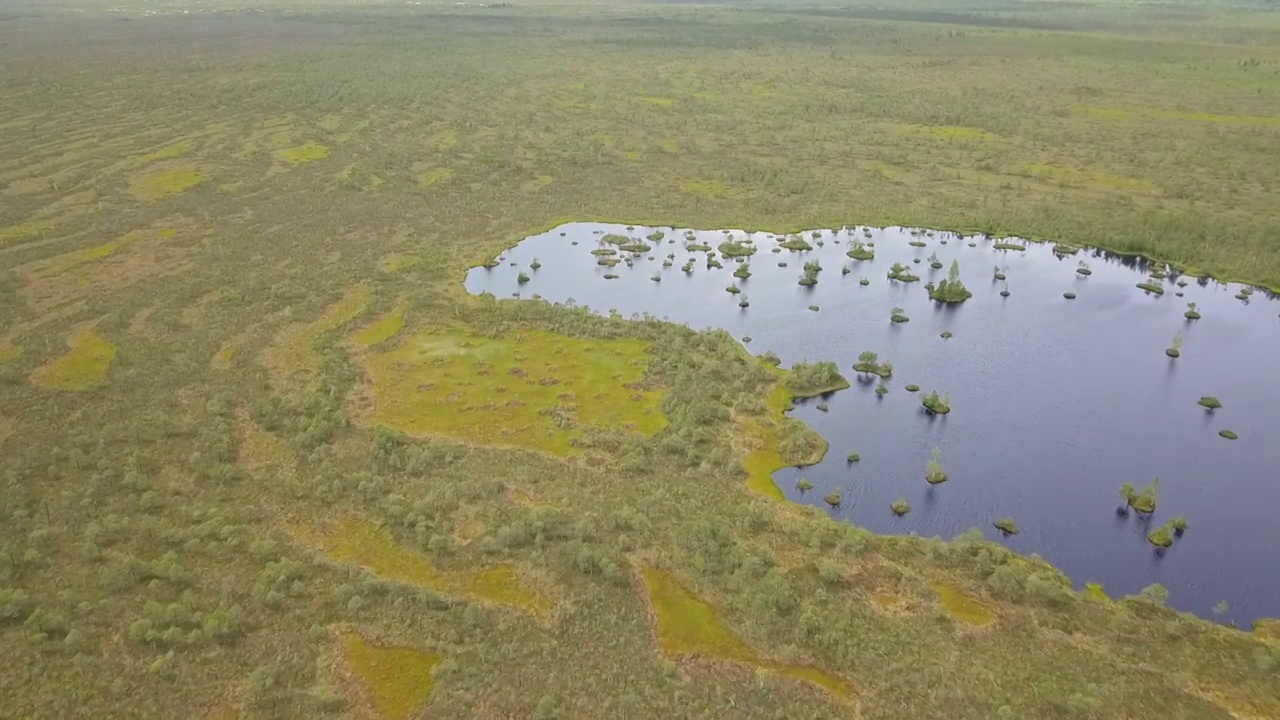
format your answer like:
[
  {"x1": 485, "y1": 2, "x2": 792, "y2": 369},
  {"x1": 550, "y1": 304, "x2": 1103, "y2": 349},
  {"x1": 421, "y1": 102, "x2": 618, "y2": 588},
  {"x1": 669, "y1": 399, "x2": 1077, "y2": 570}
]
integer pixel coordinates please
[{"x1": 466, "y1": 222, "x2": 1280, "y2": 624}]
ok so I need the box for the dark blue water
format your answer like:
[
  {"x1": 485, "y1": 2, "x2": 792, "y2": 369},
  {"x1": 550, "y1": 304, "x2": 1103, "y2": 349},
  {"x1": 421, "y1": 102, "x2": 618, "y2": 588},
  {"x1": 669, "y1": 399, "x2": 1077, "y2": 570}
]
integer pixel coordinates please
[{"x1": 466, "y1": 222, "x2": 1280, "y2": 624}]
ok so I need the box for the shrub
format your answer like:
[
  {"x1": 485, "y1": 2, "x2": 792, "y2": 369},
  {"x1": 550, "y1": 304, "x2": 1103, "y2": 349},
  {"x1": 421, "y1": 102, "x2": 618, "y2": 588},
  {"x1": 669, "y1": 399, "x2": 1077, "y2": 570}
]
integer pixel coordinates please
[
  {"x1": 993, "y1": 517, "x2": 1019, "y2": 535},
  {"x1": 846, "y1": 451, "x2": 860, "y2": 463},
  {"x1": 1119, "y1": 478, "x2": 1158, "y2": 514},
  {"x1": 1148, "y1": 522, "x2": 1174, "y2": 548},
  {"x1": 891, "y1": 499, "x2": 910, "y2": 515},
  {"x1": 922, "y1": 390, "x2": 950, "y2": 415},
  {"x1": 1197, "y1": 396, "x2": 1221, "y2": 410},
  {"x1": 785, "y1": 361, "x2": 849, "y2": 397},
  {"x1": 517, "y1": 271, "x2": 530, "y2": 284}
]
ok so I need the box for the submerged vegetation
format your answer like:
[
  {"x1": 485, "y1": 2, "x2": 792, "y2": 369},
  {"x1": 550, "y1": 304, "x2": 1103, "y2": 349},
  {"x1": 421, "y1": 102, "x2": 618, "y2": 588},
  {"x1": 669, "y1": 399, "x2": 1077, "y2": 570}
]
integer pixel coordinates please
[{"x1": 890, "y1": 307, "x2": 910, "y2": 324}]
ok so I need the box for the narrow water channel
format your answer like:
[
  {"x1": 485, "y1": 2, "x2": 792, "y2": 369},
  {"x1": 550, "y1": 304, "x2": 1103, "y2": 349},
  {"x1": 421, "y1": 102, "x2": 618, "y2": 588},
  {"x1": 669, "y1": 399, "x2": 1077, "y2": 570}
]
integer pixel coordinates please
[{"x1": 466, "y1": 222, "x2": 1280, "y2": 624}]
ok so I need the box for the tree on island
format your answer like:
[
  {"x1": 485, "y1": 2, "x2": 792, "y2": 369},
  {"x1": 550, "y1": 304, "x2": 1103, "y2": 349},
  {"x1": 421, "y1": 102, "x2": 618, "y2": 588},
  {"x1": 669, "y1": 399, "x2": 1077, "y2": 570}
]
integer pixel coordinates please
[
  {"x1": 854, "y1": 351, "x2": 893, "y2": 378},
  {"x1": 929, "y1": 260, "x2": 972, "y2": 303}
]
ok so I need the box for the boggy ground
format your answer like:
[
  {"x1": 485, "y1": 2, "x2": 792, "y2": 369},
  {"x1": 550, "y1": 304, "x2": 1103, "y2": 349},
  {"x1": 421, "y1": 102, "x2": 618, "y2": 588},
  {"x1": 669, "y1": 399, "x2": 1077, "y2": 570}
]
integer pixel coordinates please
[{"x1": 1, "y1": 1, "x2": 1279, "y2": 719}]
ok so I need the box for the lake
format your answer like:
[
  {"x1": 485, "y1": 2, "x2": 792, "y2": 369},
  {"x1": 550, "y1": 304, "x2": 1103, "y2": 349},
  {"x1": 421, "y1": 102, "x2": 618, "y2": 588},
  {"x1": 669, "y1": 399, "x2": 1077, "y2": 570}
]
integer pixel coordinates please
[{"x1": 465, "y1": 221, "x2": 1280, "y2": 624}]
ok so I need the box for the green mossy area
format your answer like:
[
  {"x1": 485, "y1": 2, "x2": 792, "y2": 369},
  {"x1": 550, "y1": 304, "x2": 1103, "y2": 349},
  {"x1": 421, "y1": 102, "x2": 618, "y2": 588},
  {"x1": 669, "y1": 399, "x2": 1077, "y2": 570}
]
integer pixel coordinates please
[{"x1": 3, "y1": 3, "x2": 1280, "y2": 720}]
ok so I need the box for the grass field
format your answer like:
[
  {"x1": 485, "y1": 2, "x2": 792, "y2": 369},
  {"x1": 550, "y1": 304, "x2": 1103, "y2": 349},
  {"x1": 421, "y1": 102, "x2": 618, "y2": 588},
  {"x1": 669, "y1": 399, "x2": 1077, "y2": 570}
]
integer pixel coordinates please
[{"x1": 2, "y1": 0, "x2": 1280, "y2": 718}]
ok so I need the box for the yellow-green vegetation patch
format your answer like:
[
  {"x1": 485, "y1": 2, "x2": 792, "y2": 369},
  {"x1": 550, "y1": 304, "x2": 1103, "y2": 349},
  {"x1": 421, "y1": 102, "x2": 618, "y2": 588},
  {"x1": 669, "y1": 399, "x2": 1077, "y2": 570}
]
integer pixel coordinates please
[
  {"x1": 137, "y1": 142, "x2": 191, "y2": 163},
  {"x1": 0, "y1": 334, "x2": 19, "y2": 363},
  {"x1": 342, "y1": 632, "x2": 441, "y2": 720},
  {"x1": 637, "y1": 96, "x2": 675, "y2": 107},
  {"x1": 275, "y1": 144, "x2": 330, "y2": 164},
  {"x1": 311, "y1": 518, "x2": 550, "y2": 614},
  {"x1": 362, "y1": 330, "x2": 665, "y2": 456},
  {"x1": 0, "y1": 221, "x2": 53, "y2": 245},
  {"x1": 899, "y1": 124, "x2": 998, "y2": 141},
  {"x1": 430, "y1": 128, "x2": 458, "y2": 150},
  {"x1": 657, "y1": 139, "x2": 680, "y2": 153},
  {"x1": 211, "y1": 344, "x2": 235, "y2": 371},
  {"x1": 52, "y1": 227, "x2": 170, "y2": 268},
  {"x1": 1152, "y1": 109, "x2": 1280, "y2": 126},
  {"x1": 32, "y1": 324, "x2": 116, "y2": 391},
  {"x1": 1189, "y1": 681, "x2": 1280, "y2": 720},
  {"x1": 1083, "y1": 582, "x2": 1109, "y2": 601},
  {"x1": 351, "y1": 305, "x2": 405, "y2": 346},
  {"x1": 378, "y1": 254, "x2": 418, "y2": 273},
  {"x1": 1023, "y1": 163, "x2": 1152, "y2": 193},
  {"x1": 415, "y1": 167, "x2": 452, "y2": 187},
  {"x1": 870, "y1": 161, "x2": 910, "y2": 182},
  {"x1": 260, "y1": 286, "x2": 369, "y2": 388},
  {"x1": 740, "y1": 384, "x2": 795, "y2": 501},
  {"x1": 871, "y1": 594, "x2": 903, "y2": 611},
  {"x1": 641, "y1": 567, "x2": 850, "y2": 698},
  {"x1": 1253, "y1": 618, "x2": 1280, "y2": 645},
  {"x1": 681, "y1": 178, "x2": 739, "y2": 199},
  {"x1": 1083, "y1": 106, "x2": 1133, "y2": 120},
  {"x1": 521, "y1": 175, "x2": 554, "y2": 193},
  {"x1": 932, "y1": 583, "x2": 993, "y2": 626},
  {"x1": 131, "y1": 166, "x2": 205, "y2": 200}
]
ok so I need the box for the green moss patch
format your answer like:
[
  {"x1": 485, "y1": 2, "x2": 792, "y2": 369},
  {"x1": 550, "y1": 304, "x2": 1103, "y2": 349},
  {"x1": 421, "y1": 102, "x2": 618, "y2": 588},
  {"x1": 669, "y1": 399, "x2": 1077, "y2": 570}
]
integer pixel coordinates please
[
  {"x1": 312, "y1": 518, "x2": 550, "y2": 614},
  {"x1": 352, "y1": 305, "x2": 405, "y2": 346},
  {"x1": 276, "y1": 143, "x2": 330, "y2": 163},
  {"x1": 1083, "y1": 583, "x2": 1109, "y2": 601},
  {"x1": 932, "y1": 583, "x2": 993, "y2": 626},
  {"x1": 641, "y1": 568, "x2": 850, "y2": 698},
  {"x1": 130, "y1": 166, "x2": 205, "y2": 200},
  {"x1": 32, "y1": 324, "x2": 116, "y2": 391},
  {"x1": 343, "y1": 632, "x2": 441, "y2": 720},
  {"x1": 1136, "y1": 282, "x2": 1165, "y2": 295},
  {"x1": 362, "y1": 330, "x2": 664, "y2": 456}
]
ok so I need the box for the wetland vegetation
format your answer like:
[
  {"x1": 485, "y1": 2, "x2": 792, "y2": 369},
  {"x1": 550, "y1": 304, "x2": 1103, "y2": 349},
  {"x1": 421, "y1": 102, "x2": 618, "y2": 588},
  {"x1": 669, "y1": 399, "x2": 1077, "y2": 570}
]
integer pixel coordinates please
[{"x1": 4, "y1": 0, "x2": 1280, "y2": 719}]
